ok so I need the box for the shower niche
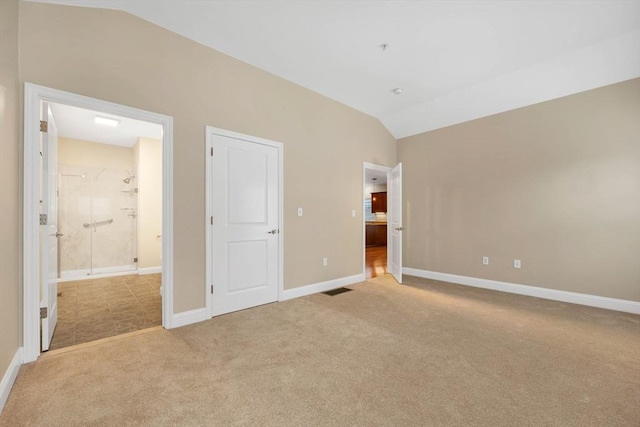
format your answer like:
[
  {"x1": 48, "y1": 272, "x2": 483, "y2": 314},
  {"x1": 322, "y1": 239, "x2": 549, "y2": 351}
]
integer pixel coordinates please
[{"x1": 58, "y1": 165, "x2": 138, "y2": 279}]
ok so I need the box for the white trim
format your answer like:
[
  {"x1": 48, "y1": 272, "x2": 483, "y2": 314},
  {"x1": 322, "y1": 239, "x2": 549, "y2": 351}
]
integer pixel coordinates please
[
  {"x1": 161, "y1": 109, "x2": 175, "y2": 330},
  {"x1": 205, "y1": 126, "x2": 284, "y2": 319},
  {"x1": 403, "y1": 268, "x2": 640, "y2": 315},
  {"x1": 170, "y1": 308, "x2": 209, "y2": 328},
  {"x1": 0, "y1": 347, "x2": 23, "y2": 414},
  {"x1": 57, "y1": 270, "x2": 136, "y2": 283},
  {"x1": 205, "y1": 131, "x2": 213, "y2": 319},
  {"x1": 137, "y1": 266, "x2": 162, "y2": 275},
  {"x1": 280, "y1": 273, "x2": 365, "y2": 301},
  {"x1": 59, "y1": 265, "x2": 136, "y2": 280},
  {"x1": 23, "y1": 83, "x2": 174, "y2": 362}
]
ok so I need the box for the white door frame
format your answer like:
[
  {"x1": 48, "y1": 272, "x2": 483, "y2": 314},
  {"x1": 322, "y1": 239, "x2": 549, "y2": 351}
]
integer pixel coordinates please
[
  {"x1": 362, "y1": 162, "x2": 393, "y2": 277},
  {"x1": 23, "y1": 83, "x2": 175, "y2": 363},
  {"x1": 204, "y1": 126, "x2": 284, "y2": 319}
]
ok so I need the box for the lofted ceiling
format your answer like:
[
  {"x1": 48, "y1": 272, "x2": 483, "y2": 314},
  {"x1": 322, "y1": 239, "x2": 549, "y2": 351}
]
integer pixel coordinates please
[{"x1": 29, "y1": 0, "x2": 640, "y2": 138}]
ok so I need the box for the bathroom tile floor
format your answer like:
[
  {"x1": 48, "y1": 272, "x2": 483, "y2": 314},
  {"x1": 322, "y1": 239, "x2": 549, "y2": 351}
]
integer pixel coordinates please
[{"x1": 49, "y1": 273, "x2": 162, "y2": 351}]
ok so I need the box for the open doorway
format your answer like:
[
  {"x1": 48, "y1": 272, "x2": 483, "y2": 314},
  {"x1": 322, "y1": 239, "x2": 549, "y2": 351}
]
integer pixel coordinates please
[
  {"x1": 23, "y1": 83, "x2": 174, "y2": 362},
  {"x1": 363, "y1": 162, "x2": 403, "y2": 283},
  {"x1": 46, "y1": 102, "x2": 163, "y2": 351},
  {"x1": 364, "y1": 166, "x2": 389, "y2": 279}
]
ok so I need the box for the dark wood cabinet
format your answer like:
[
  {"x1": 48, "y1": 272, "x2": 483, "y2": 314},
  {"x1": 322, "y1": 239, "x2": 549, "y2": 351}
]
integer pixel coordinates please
[
  {"x1": 366, "y1": 225, "x2": 377, "y2": 246},
  {"x1": 371, "y1": 192, "x2": 387, "y2": 213},
  {"x1": 366, "y1": 224, "x2": 387, "y2": 247}
]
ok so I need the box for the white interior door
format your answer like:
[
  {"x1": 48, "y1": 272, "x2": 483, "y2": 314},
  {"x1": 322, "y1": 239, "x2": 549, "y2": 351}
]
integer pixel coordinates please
[
  {"x1": 211, "y1": 133, "x2": 280, "y2": 316},
  {"x1": 40, "y1": 102, "x2": 58, "y2": 351},
  {"x1": 388, "y1": 163, "x2": 403, "y2": 283}
]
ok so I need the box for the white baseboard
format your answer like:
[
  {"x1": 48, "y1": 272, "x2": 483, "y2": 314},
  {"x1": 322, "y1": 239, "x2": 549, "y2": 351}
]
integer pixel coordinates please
[
  {"x1": 57, "y1": 268, "x2": 137, "y2": 283},
  {"x1": 137, "y1": 266, "x2": 162, "y2": 275},
  {"x1": 280, "y1": 273, "x2": 365, "y2": 301},
  {"x1": 0, "y1": 347, "x2": 23, "y2": 414},
  {"x1": 168, "y1": 274, "x2": 365, "y2": 328},
  {"x1": 403, "y1": 267, "x2": 640, "y2": 315},
  {"x1": 169, "y1": 308, "x2": 209, "y2": 329}
]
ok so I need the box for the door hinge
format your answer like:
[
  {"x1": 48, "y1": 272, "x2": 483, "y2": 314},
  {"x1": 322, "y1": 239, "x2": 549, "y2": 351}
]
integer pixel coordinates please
[
  {"x1": 210, "y1": 216, "x2": 214, "y2": 225},
  {"x1": 134, "y1": 257, "x2": 138, "y2": 263},
  {"x1": 40, "y1": 213, "x2": 48, "y2": 225},
  {"x1": 210, "y1": 147, "x2": 213, "y2": 156},
  {"x1": 40, "y1": 307, "x2": 48, "y2": 319},
  {"x1": 40, "y1": 120, "x2": 48, "y2": 133},
  {"x1": 210, "y1": 285, "x2": 213, "y2": 294}
]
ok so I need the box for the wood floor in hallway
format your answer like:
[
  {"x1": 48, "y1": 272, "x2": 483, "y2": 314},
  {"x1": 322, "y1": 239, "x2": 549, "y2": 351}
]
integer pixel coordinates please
[
  {"x1": 49, "y1": 274, "x2": 162, "y2": 350},
  {"x1": 365, "y1": 245, "x2": 387, "y2": 279}
]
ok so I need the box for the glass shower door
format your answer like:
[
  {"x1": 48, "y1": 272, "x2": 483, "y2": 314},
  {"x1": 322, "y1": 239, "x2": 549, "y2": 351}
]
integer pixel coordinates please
[{"x1": 58, "y1": 169, "x2": 92, "y2": 278}]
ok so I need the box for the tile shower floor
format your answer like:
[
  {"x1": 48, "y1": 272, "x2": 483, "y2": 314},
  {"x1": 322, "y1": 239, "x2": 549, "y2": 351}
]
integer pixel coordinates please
[{"x1": 49, "y1": 273, "x2": 162, "y2": 351}]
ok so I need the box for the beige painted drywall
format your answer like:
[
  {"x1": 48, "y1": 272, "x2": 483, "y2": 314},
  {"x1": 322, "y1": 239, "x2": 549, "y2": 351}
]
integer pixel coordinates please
[
  {"x1": 134, "y1": 137, "x2": 162, "y2": 269},
  {"x1": 18, "y1": 2, "x2": 396, "y2": 312},
  {"x1": 364, "y1": 183, "x2": 387, "y2": 196},
  {"x1": 0, "y1": 0, "x2": 21, "y2": 386},
  {"x1": 398, "y1": 79, "x2": 640, "y2": 302},
  {"x1": 58, "y1": 137, "x2": 134, "y2": 170}
]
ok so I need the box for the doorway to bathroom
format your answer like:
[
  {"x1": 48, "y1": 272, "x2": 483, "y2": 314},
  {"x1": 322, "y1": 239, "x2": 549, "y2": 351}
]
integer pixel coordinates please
[
  {"x1": 48, "y1": 102, "x2": 163, "y2": 350},
  {"x1": 23, "y1": 83, "x2": 174, "y2": 362},
  {"x1": 53, "y1": 102, "x2": 162, "y2": 281}
]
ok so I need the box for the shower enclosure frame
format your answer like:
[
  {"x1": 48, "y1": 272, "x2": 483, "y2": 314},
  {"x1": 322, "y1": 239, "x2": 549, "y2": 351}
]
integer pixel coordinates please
[
  {"x1": 23, "y1": 83, "x2": 175, "y2": 363},
  {"x1": 58, "y1": 168, "x2": 139, "y2": 280}
]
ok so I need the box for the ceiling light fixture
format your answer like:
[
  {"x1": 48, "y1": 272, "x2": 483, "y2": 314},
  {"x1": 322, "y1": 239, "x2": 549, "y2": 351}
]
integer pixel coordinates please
[
  {"x1": 95, "y1": 116, "x2": 119, "y2": 127},
  {"x1": 391, "y1": 88, "x2": 403, "y2": 95}
]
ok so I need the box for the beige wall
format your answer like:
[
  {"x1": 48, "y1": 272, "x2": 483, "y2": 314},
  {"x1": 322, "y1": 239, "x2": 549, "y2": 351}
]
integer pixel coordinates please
[
  {"x1": 364, "y1": 183, "x2": 387, "y2": 196},
  {"x1": 58, "y1": 137, "x2": 134, "y2": 170},
  {"x1": 0, "y1": 0, "x2": 21, "y2": 386},
  {"x1": 134, "y1": 137, "x2": 162, "y2": 269},
  {"x1": 18, "y1": 2, "x2": 396, "y2": 312},
  {"x1": 398, "y1": 79, "x2": 640, "y2": 302}
]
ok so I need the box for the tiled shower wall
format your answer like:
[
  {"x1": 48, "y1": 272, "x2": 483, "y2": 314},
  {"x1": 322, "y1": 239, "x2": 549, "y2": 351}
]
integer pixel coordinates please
[{"x1": 58, "y1": 164, "x2": 137, "y2": 278}]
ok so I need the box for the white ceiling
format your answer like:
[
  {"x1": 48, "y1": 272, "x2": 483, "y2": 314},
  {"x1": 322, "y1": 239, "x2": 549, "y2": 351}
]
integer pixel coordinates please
[
  {"x1": 365, "y1": 169, "x2": 387, "y2": 186},
  {"x1": 31, "y1": 0, "x2": 640, "y2": 138},
  {"x1": 49, "y1": 103, "x2": 162, "y2": 147}
]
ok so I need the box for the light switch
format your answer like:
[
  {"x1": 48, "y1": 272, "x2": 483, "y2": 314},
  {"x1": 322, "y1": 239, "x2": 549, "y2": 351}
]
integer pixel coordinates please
[
  {"x1": 297, "y1": 208, "x2": 303, "y2": 217},
  {"x1": 352, "y1": 209, "x2": 356, "y2": 218}
]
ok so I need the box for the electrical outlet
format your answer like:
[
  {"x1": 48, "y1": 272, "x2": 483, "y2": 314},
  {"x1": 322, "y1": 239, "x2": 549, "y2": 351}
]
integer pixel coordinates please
[
  {"x1": 297, "y1": 208, "x2": 303, "y2": 217},
  {"x1": 322, "y1": 257, "x2": 328, "y2": 267},
  {"x1": 482, "y1": 256, "x2": 489, "y2": 265},
  {"x1": 514, "y1": 259, "x2": 521, "y2": 269}
]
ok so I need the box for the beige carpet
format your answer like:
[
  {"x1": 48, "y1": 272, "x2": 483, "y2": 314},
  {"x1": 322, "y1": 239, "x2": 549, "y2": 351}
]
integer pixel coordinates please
[{"x1": 2, "y1": 275, "x2": 639, "y2": 426}]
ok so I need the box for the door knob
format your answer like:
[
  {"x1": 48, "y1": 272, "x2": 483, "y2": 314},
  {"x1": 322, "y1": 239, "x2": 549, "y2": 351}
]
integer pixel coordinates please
[
  {"x1": 267, "y1": 229, "x2": 279, "y2": 234},
  {"x1": 55, "y1": 232, "x2": 64, "y2": 237},
  {"x1": 395, "y1": 227, "x2": 404, "y2": 231}
]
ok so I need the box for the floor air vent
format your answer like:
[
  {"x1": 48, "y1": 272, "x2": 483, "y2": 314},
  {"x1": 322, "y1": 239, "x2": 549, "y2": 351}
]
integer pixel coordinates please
[{"x1": 322, "y1": 287, "x2": 353, "y2": 296}]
